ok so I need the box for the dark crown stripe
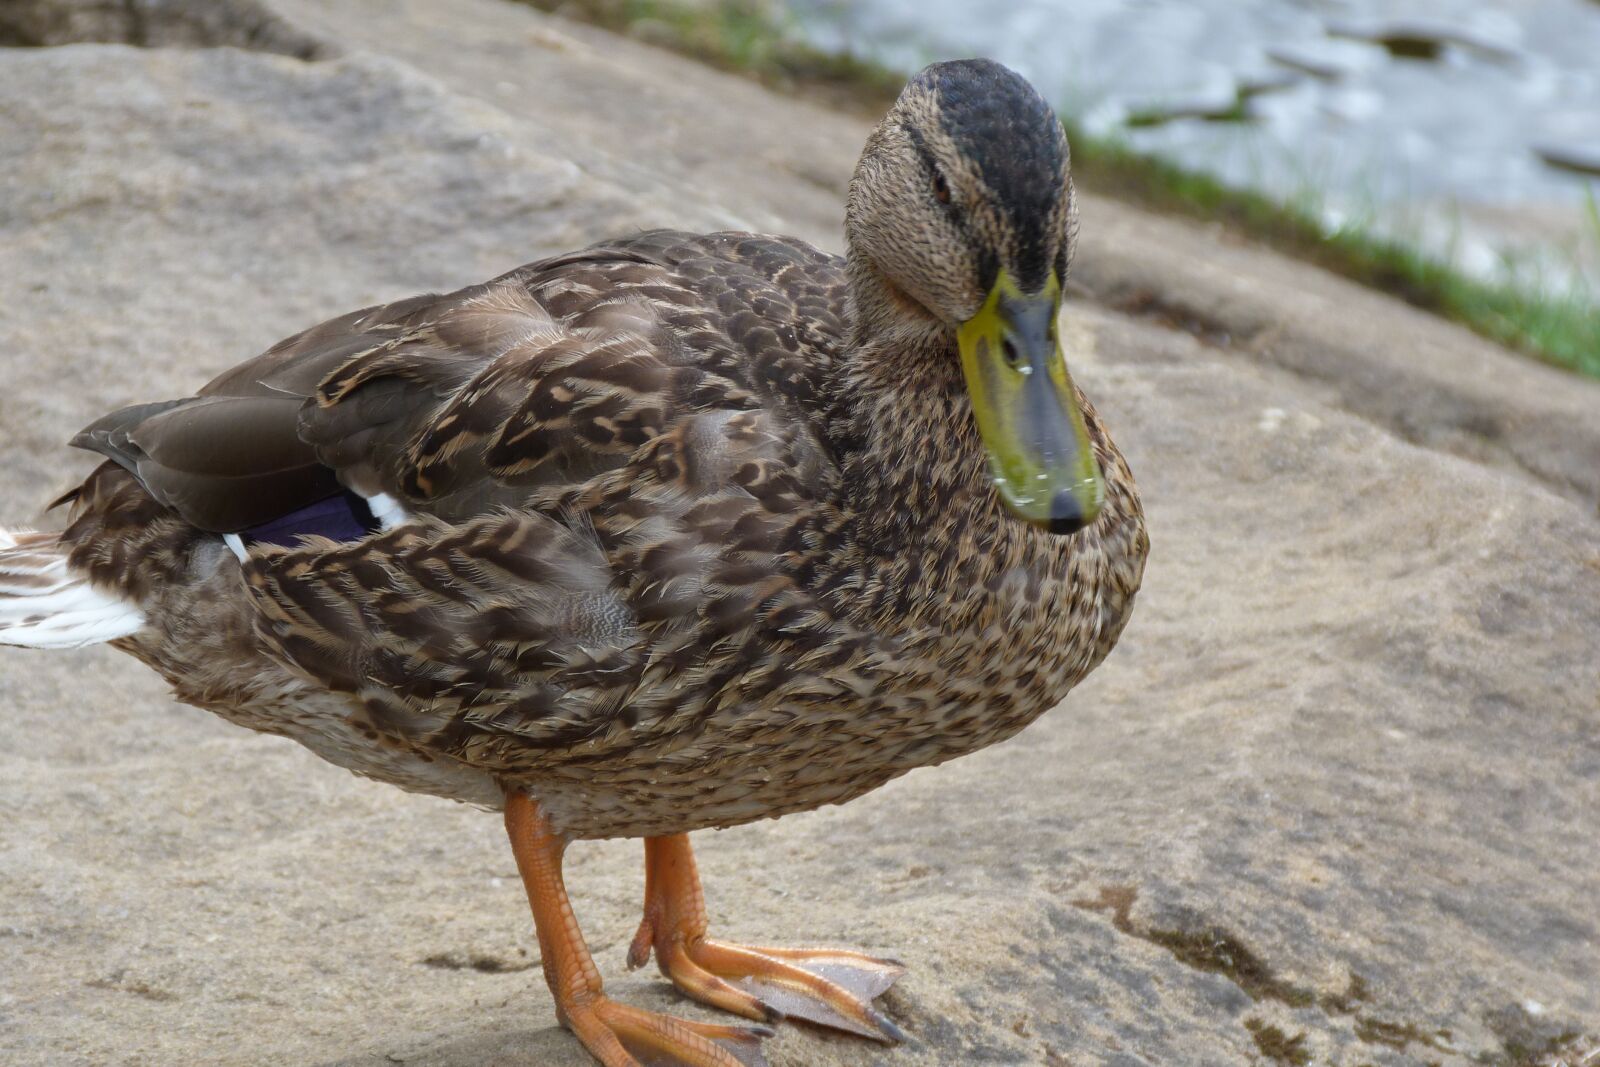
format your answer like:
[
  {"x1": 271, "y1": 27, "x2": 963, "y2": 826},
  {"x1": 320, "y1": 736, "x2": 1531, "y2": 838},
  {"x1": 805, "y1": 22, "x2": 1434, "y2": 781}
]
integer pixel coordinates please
[{"x1": 921, "y1": 59, "x2": 1066, "y2": 292}]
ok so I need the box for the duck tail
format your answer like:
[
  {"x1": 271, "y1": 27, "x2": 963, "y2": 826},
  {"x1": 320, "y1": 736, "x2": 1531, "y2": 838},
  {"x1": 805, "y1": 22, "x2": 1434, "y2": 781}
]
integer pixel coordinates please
[{"x1": 0, "y1": 528, "x2": 145, "y2": 649}]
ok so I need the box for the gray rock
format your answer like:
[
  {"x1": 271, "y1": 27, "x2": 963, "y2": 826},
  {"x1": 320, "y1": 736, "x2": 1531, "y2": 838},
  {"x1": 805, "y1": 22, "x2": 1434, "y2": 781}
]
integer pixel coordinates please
[
  {"x1": 0, "y1": 0, "x2": 327, "y2": 57},
  {"x1": 0, "y1": 1, "x2": 1596, "y2": 1065}
]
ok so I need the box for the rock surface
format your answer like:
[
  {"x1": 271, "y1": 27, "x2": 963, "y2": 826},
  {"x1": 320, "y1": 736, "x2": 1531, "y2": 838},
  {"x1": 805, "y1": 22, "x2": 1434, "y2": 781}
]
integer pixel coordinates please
[{"x1": 1, "y1": 2, "x2": 1597, "y2": 1065}]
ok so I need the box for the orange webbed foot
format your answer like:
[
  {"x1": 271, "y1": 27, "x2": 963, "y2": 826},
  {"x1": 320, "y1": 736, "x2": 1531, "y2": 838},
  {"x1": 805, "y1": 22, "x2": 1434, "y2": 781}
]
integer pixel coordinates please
[
  {"x1": 564, "y1": 994, "x2": 772, "y2": 1067},
  {"x1": 629, "y1": 835, "x2": 906, "y2": 1043},
  {"x1": 505, "y1": 794, "x2": 774, "y2": 1067}
]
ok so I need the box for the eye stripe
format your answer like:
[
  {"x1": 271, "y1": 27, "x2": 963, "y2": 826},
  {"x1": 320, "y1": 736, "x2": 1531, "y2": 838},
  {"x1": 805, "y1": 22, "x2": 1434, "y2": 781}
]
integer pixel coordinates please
[
  {"x1": 898, "y1": 118, "x2": 993, "y2": 288},
  {"x1": 901, "y1": 121, "x2": 964, "y2": 222}
]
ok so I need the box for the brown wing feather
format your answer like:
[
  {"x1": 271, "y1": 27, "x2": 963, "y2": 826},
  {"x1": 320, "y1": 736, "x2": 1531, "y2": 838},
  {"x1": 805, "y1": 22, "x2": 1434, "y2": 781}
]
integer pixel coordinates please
[
  {"x1": 239, "y1": 398, "x2": 854, "y2": 760},
  {"x1": 69, "y1": 230, "x2": 848, "y2": 533},
  {"x1": 66, "y1": 292, "x2": 453, "y2": 532},
  {"x1": 65, "y1": 229, "x2": 862, "y2": 757},
  {"x1": 298, "y1": 230, "x2": 849, "y2": 521}
]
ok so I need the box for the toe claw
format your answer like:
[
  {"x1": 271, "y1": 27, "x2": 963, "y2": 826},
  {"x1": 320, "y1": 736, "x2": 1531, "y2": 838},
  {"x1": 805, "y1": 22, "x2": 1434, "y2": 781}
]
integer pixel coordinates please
[{"x1": 867, "y1": 1006, "x2": 906, "y2": 1044}]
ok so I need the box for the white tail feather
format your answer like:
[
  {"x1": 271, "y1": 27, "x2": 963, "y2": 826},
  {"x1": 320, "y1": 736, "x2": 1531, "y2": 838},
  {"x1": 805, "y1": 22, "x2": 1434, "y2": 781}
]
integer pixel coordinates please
[
  {"x1": 362, "y1": 491, "x2": 410, "y2": 530},
  {"x1": 0, "y1": 528, "x2": 145, "y2": 649}
]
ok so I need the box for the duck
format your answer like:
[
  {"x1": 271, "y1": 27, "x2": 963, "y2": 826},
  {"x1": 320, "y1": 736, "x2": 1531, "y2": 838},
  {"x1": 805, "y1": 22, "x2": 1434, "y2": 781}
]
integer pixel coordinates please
[{"x1": 0, "y1": 58, "x2": 1147, "y2": 1067}]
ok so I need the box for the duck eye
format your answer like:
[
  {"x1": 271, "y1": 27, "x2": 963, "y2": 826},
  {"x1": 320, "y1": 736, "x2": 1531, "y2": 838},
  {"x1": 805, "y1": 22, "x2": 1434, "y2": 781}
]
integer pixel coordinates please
[{"x1": 931, "y1": 171, "x2": 951, "y2": 205}]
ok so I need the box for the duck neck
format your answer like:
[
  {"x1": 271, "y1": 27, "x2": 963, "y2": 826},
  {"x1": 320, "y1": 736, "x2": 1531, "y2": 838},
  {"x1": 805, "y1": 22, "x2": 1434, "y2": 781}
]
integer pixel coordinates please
[{"x1": 828, "y1": 256, "x2": 1025, "y2": 569}]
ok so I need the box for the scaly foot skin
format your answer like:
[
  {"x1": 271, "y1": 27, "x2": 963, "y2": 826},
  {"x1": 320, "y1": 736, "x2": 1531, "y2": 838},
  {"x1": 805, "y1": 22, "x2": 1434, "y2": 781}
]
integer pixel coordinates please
[
  {"x1": 505, "y1": 794, "x2": 773, "y2": 1067},
  {"x1": 561, "y1": 992, "x2": 771, "y2": 1067},
  {"x1": 629, "y1": 834, "x2": 907, "y2": 1042}
]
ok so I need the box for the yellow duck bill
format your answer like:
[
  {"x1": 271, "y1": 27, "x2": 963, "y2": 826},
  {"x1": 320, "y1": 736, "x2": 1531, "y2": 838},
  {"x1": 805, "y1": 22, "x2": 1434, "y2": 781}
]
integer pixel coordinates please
[{"x1": 957, "y1": 270, "x2": 1104, "y2": 534}]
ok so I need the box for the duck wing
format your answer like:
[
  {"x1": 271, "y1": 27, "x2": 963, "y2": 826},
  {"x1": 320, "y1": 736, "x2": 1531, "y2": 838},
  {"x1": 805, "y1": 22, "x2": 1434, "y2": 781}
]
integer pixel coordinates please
[
  {"x1": 72, "y1": 231, "x2": 845, "y2": 533},
  {"x1": 67, "y1": 230, "x2": 861, "y2": 759}
]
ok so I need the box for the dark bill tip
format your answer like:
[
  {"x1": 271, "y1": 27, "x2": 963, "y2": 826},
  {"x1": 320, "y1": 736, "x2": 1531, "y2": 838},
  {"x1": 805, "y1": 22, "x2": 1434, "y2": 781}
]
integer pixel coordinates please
[{"x1": 1045, "y1": 488, "x2": 1087, "y2": 535}]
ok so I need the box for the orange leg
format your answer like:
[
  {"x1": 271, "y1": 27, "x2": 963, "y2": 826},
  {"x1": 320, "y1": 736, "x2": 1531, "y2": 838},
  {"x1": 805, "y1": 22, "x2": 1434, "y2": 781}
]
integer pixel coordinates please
[
  {"x1": 627, "y1": 834, "x2": 906, "y2": 1042},
  {"x1": 505, "y1": 793, "x2": 772, "y2": 1067}
]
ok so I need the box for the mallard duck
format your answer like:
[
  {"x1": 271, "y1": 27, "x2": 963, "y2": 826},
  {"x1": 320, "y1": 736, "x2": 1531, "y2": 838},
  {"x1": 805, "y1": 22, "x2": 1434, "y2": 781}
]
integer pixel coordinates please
[{"x1": 0, "y1": 59, "x2": 1146, "y2": 1067}]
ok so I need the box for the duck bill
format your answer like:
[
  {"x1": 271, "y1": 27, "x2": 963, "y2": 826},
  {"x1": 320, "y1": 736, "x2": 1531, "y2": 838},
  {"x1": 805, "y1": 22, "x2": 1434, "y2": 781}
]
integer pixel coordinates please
[{"x1": 956, "y1": 271, "x2": 1104, "y2": 534}]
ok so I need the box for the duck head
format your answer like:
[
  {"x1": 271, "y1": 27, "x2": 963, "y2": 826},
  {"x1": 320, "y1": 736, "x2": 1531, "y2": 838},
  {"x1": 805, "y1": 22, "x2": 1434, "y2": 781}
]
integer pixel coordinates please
[{"x1": 846, "y1": 58, "x2": 1103, "y2": 535}]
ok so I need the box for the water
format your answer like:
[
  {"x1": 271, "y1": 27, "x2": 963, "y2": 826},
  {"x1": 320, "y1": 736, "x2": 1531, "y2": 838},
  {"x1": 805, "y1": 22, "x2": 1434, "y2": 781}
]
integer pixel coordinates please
[{"x1": 789, "y1": 0, "x2": 1600, "y2": 295}]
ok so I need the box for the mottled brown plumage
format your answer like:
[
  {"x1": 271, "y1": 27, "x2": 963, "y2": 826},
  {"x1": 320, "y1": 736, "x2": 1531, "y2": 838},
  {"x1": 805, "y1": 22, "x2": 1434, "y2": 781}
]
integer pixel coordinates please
[{"x1": 4, "y1": 59, "x2": 1147, "y2": 1066}]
